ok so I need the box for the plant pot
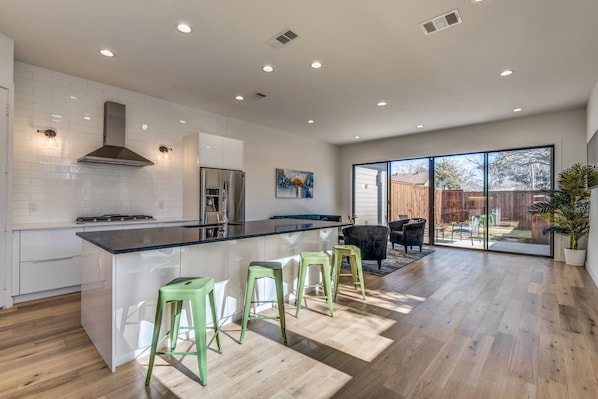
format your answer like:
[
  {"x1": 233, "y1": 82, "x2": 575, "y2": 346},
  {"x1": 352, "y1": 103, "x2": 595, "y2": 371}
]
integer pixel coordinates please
[{"x1": 563, "y1": 248, "x2": 586, "y2": 266}]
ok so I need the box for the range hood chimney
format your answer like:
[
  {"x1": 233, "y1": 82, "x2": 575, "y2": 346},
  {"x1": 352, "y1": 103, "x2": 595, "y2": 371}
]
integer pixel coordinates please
[{"x1": 77, "y1": 101, "x2": 154, "y2": 167}]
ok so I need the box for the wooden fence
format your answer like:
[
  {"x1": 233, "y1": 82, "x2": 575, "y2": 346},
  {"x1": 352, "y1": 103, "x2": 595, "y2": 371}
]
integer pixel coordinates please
[{"x1": 389, "y1": 180, "x2": 548, "y2": 232}]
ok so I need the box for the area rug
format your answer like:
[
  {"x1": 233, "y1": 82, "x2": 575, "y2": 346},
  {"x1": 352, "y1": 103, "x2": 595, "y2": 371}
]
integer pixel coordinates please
[{"x1": 341, "y1": 247, "x2": 434, "y2": 277}]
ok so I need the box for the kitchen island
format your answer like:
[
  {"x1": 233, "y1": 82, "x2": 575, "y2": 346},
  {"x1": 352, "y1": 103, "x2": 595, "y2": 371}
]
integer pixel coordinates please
[{"x1": 77, "y1": 218, "x2": 348, "y2": 371}]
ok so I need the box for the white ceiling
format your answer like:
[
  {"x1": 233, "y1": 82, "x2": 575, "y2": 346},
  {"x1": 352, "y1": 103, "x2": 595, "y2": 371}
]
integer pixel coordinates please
[{"x1": 1, "y1": 0, "x2": 598, "y2": 145}]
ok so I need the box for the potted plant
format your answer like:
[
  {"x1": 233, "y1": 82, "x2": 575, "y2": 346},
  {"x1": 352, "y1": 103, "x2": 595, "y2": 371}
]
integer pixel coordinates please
[{"x1": 529, "y1": 163, "x2": 598, "y2": 266}]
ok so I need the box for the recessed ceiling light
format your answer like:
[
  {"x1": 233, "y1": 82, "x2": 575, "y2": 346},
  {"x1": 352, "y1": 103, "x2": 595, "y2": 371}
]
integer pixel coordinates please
[
  {"x1": 100, "y1": 49, "x2": 114, "y2": 57},
  {"x1": 500, "y1": 69, "x2": 514, "y2": 77},
  {"x1": 69, "y1": 96, "x2": 78, "y2": 100},
  {"x1": 177, "y1": 23, "x2": 192, "y2": 34},
  {"x1": 235, "y1": 95, "x2": 244, "y2": 101},
  {"x1": 354, "y1": 135, "x2": 360, "y2": 140},
  {"x1": 307, "y1": 119, "x2": 315, "y2": 124},
  {"x1": 262, "y1": 64, "x2": 274, "y2": 73},
  {"x1": 141, "y1": 124, "x2": 149, "y2": 130},
  {"x1": 513, "y1": 107, "x2": 524, "y2": 112},
  {"x1": 377, "y1": 101, "x2": 387, "y2": 107},
  {"x1": 83, "y1": 116, "x2": 91, "y2": 121},
  {"x1": 179, "y1": 120, "x2": 187, "y2": 124},
  {"x1": 310, "y1": 61, "x2": 322, "y2": 69},
  {"x1": 471, "y1": 0, "x2": 485, "y2": 3},
  {"x1": 416, "y1": 124, "x2": 424, "y2": 129}
]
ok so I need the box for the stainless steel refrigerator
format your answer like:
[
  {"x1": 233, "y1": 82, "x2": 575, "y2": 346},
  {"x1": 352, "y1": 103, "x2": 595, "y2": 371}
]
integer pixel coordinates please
[{"x1": 200, "y1": 167, "x2": 245, "y2": 225}]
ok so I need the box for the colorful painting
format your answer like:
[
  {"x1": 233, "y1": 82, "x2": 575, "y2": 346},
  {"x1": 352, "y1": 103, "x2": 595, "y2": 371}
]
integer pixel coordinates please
[{"x1": 276, "y1": 168, "x2": 314, "y2": 198}]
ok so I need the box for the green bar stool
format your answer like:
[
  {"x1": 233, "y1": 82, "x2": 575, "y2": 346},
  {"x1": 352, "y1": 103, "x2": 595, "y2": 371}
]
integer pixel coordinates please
[
  {"x1": 295, "y1": 251, "x2": 334, "y2": 317},
  {"x1": 240, "y1": 261, "x2": 287, "y2": 344},
  {"x1": 331, "y1": 244, "x2": 366, "y2": 300},
  {"x1": 145, "y1": 277, "x2": 222, "y2": 387}
]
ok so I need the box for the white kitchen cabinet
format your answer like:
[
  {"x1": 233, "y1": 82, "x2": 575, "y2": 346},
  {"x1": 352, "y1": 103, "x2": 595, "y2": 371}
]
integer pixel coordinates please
[
  {"x1": 19, "y1": 228, "x2": 82, "y2": 262},
  {"x1": 20, "y1": 257, "x2": 81, "y2": 295},
  {"x1": 222, "y1": 136, "x2": 244, "y2": 171},
  {"x1": 16, "y1": 228, "x2": 83, "y2": 296},
  {"x1": 199, "y1": 132, "x2": 224, "y2": 168},
  {"x1": 200, "y1": 132, "x2": 244, "y2": 170},
  {"x1": 13, "y1": 220, "x2": 187, "y2": 301}
]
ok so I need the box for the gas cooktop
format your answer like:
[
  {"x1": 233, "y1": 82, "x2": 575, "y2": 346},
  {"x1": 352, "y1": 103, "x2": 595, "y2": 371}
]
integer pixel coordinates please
[{"x1": 76, "y1": 214, "x2": 155, "y2": 224}]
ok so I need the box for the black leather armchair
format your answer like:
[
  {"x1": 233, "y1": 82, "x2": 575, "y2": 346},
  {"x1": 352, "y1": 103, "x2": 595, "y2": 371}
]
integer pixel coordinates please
[
  {"x1": 342, "y1": 225, "x2": 390, "y2": 269},
  {"x1": 389, "y1": 218, "x2": 427, "y2": 253}
]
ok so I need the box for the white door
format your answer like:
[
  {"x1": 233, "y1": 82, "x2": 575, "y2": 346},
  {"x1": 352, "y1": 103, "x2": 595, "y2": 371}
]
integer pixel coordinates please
[{"x1": 0, "y1": 87, "x2": 7, "y2": 309}]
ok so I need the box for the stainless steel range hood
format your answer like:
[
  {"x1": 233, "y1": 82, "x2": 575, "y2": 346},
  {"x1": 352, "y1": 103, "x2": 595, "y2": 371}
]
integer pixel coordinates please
[{"x1": 77, "y1": 101, "x2": 154, "y2": 167}]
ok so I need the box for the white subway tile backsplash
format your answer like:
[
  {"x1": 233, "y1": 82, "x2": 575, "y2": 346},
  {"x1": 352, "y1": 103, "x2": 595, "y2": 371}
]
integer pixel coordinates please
[{"x1": 13, "y1": 61, "x2": 226, "y2": 224}]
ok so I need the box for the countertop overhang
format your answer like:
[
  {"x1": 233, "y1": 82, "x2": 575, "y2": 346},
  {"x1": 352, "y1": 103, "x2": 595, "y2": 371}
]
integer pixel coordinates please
[{"x1": 76, "y1": 218, "x2": 350, "y2": 254}]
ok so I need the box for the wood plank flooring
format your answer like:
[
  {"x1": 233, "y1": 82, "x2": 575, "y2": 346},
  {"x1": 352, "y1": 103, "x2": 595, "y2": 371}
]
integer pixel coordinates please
[{"x1": 2, "y1": 247, "x2": 598, "y2": 398}]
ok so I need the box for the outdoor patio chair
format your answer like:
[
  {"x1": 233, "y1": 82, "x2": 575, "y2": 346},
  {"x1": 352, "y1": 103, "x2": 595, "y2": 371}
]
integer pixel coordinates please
[{"x1": 451, "y1": 216, "x2": 481, "y2": 245}]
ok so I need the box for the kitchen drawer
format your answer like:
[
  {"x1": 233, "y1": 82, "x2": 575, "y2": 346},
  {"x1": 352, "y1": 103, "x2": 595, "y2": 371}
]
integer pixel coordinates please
[
  {"x1": 20, "y1": 228, "x2": 82, "y2": 262},
  {"x1": 20, "y1": 256, "x2": 81, "y2": 295},
  {"x1": 157, "y1": 220, "x2": 198, "y2": 227},
  {"x1": 123, "y1": 222, "x2": 157, "y2": 230}
]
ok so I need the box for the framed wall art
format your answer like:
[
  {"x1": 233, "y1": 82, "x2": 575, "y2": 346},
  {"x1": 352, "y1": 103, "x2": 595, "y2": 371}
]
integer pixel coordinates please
[{"x1": 275, "y1": 168, "x2": 314, "y2": 198}]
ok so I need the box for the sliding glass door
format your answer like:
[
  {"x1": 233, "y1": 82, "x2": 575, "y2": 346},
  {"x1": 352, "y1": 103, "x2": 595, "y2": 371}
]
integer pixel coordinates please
[
  {"x1": 351, "y1": 146, "x2": 553, "y2": 257},
  {"x1": 487, "y1": 148, "x2": 552, "y2": 256},
  {"x1": 389, "y1": 158, "x2": 430, "y2": 244},
  {"x1": 434, "y1": 153, "x2": 485, "y2": 249},
  {"x1": 353, "y1": 163, "x2": 388, "y2": 225}
]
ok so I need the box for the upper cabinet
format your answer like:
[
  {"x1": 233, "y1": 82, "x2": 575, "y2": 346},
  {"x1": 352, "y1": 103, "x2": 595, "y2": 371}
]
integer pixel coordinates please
[
  {"x1": 197, "y1": 133, "x2": 244, "y2": 170},
  {"x1": 199, "y1": 132, "x2": 224, "y2": 168},
  {"x1": 221, "y1": 137, "x2": 244, "y2": 171},
  {"x1": 184, "y1": 132, "x2": 244, "y2": 170}
]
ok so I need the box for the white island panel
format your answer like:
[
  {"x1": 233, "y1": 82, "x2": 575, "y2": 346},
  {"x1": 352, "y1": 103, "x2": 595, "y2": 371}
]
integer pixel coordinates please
[
  {"x1": 80, "y1": 240, "x2": 115, "y2": 372},
  {"x1": 114, "y1": 248, "x2": 181, "y2": 369},
  {"x1": 181, "y1": 241, "x2": 229, "y2": 326}
]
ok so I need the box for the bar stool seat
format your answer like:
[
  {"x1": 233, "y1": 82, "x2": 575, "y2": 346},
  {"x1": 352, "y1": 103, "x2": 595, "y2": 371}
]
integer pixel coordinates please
[
  {"x1": 295, "y1": 251, "x2": 334, "y2": 317},
  {"x1": 145, "y1": 277, "x2": 222, "y2": 387},
  {"x1": 240, "y1": 261, "x2": 287, "y2": 344},
  {"x1": 331, "y1": 244, "x2": 366, "y2": 300}
]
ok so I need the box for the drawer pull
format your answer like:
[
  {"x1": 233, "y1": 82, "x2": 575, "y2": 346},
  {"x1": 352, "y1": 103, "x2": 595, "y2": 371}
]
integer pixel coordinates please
[{"x1": 32, "y1": 256, "x2": 76, "y2": 263}]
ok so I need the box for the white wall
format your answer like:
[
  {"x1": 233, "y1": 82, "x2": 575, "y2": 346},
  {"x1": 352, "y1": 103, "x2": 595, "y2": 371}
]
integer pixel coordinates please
[
  {"x1": 11, "y1": 62, "x2": 340, "y2": 225},
  {"x1": 586, "y1": 80, "x2": 598, "y2": 284},
  {"x1": 0, "y1": 32, "x2": 14, "y2": 308},
  {"x1": 339, "y1": 108, "x2": 588, "y2": 262},
  {"x1": 227, "y1": 118, "x2": 340, "y2": 221}
]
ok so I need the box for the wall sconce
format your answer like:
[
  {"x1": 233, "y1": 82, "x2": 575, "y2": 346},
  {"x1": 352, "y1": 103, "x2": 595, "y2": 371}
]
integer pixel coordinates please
[
  {"x1": 158, "y1": 145, "x2": 172, "y2": 160},
  {"x1": 37, "y1": 129, "x2": 58, "y2": 148}
]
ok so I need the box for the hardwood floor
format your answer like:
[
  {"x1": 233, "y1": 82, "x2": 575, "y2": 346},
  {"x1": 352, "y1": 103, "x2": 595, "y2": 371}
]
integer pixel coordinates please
[{"x1": 2, "y1": 247, "x2": 598, "y2": 398}]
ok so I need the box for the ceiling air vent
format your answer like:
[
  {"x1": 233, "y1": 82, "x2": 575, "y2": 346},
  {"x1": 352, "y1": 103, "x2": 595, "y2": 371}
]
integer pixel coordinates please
[
  {"x1": 420, "y1": 9, "x2": 462, "y2": 35},
  {"x1": 250, "y1": 92, "x2": 267, "y2": 100},
  {"x1": 268, "y1": 29, "x2": 299, "y2": 48}
]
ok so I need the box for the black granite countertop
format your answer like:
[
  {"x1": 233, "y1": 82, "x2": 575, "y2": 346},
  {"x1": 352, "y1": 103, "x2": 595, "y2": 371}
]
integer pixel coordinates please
[{"x1": 76, "y1": 218, "x2": 350, "y2": 254}]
